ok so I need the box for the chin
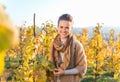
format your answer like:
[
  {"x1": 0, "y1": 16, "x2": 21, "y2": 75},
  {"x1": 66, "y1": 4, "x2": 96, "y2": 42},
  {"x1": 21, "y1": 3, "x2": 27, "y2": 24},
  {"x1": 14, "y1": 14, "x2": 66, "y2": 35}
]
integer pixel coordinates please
[{"x1": 61, "y1": 35, "x2": 68, "y2": 38}]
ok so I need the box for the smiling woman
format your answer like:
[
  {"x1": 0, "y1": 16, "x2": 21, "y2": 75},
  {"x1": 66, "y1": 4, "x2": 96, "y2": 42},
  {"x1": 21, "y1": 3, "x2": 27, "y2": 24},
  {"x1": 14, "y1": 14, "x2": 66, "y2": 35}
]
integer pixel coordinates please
[
  {"x1": 50, "y1": 14, "x2": 87, "y2": 82},
  {"x1": 0, "y1": 4, "x2": 19, "y2": 75}
]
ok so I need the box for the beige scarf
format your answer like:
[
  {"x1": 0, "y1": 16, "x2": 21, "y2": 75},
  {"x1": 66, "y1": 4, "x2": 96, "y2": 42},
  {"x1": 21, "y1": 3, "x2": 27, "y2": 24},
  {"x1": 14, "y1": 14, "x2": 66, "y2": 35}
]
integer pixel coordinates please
[{"x1": 51, "y1": 34, "x2": 75, "y2": 70}]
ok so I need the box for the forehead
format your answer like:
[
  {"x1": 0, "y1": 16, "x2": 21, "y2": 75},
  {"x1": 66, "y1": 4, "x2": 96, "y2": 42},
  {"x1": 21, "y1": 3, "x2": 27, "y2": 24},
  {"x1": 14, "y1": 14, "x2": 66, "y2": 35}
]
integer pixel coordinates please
[{"x1": 58, "y1": 20, "x2": 73, "y2": 26}]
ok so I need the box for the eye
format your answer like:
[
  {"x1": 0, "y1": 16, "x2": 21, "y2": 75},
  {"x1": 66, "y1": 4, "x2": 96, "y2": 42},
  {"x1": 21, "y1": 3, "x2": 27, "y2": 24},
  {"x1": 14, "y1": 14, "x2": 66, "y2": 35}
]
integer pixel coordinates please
[
  {"x1": 60, "y1": 26, "x2": 63, "y2": 29},
  {"x1": 66, "y1": 27, "x2": 69, "y2": 29}
]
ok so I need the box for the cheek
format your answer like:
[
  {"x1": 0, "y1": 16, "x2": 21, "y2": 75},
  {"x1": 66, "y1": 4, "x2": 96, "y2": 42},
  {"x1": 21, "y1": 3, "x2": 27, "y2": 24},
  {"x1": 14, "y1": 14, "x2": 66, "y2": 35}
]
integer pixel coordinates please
[
  {"x1": 68, "y1": 29, "x2": 72, "y2": 33},
  {"x1": 57, "y1": 28, "x2": 61, "y2": 33}
]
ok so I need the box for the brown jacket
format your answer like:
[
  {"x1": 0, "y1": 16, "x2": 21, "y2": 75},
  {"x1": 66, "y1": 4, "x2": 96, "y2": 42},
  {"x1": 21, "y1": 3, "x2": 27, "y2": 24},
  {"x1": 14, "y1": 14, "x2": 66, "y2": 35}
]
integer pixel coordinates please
[{"x1": 50, "y1": 40, "x2": 87, "y2": 82}]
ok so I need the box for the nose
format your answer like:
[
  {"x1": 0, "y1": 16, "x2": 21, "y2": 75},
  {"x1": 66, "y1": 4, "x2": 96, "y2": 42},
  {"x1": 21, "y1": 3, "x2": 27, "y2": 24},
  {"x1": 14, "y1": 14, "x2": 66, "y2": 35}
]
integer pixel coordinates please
[{"x1": 62, "y1": 28, "x2": 66, "y2": 32}]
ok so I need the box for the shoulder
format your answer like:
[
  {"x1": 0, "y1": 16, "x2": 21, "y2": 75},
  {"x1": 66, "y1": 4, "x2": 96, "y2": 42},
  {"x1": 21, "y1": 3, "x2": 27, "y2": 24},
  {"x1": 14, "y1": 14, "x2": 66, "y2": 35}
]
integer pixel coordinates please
[
  {"x1": 72, "y1": 35, "x2": 83, "y2": 48},
  {"x1": 50, "y1": 41, "x2": 54, "y2": 48},
  {"x1": 74, "y1": 39, "x2": 83, "y2": 49},
  {"x1": 50, "y1": 41, "x2": 54, "y2": 46}
]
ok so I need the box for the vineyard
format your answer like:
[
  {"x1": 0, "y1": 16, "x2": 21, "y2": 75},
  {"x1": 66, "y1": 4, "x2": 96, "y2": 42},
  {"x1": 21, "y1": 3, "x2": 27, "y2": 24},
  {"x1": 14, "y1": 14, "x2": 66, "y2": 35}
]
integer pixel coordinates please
[
  {"x1": 0, "y1": 22, "x2": 119, "y2": 82},
  {"x1": 1, "y1": 4, "x2": 120, "y2": 82}
]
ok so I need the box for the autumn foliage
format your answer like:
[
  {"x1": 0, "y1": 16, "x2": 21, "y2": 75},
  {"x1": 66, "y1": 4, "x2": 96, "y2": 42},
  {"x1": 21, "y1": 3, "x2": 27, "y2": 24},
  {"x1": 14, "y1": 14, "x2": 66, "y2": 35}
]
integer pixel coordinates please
[{"x1": 0, "y1": 4, "x2": 120, "y2": 82}]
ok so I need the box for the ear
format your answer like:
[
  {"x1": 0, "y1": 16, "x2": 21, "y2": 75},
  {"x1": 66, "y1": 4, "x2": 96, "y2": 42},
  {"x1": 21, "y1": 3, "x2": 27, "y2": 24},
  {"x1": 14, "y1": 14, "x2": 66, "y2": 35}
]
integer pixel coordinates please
[
  {"x1": 57, "y1": 26, "x2": 59, "y2": 30},
  {"x1": 71, "y1": 27, "x2": 73, "y2": 33},
  {"x1": 71, "y1": 26, "x2": 73, "y2": 30},
  {"x1": 71, "y1": 26, "x2": 73, "y2": 31}
]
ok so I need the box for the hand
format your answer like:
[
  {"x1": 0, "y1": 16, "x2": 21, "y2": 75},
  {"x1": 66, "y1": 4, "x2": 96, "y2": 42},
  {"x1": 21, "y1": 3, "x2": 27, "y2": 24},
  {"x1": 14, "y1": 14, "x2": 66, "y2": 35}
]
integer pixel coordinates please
[{"x1": 54, "y1": 67, "x2": 64, "y2": 77}]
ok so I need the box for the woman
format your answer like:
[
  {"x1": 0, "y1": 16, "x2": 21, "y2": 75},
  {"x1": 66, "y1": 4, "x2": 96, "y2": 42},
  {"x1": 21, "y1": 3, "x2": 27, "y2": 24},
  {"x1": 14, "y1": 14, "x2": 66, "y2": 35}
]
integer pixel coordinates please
[{"x1": 50, "y1": 14, "x2": 87, "y2": 82}]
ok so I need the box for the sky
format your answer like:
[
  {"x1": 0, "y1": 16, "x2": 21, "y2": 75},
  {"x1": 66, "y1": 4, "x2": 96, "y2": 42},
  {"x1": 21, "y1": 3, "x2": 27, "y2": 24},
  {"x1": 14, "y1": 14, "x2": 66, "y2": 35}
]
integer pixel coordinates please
[{"x1": 0, "y1": 0, "x2": 120, "y2": 28}]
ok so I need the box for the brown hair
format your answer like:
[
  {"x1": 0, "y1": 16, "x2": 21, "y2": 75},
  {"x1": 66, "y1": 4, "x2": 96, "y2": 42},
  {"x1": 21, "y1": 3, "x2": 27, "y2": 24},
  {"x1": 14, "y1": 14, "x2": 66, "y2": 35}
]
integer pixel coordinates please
[{"x1": 58, "y1": 13, "x2": 73, "y2": 26}]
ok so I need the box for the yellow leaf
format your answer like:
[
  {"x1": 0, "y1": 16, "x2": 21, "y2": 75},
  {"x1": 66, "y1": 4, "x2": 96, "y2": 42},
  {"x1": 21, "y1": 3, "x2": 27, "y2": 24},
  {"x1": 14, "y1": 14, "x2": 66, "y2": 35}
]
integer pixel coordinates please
[
  {"x1": 114, "y1": 73, "x2": 118, "y2": 79},
  {"x1": 0, "y1": 51, "x2": 5, "y2": 75},
  {"x1": 0, "y1": 4, "x2": 19, "y2": 51}
]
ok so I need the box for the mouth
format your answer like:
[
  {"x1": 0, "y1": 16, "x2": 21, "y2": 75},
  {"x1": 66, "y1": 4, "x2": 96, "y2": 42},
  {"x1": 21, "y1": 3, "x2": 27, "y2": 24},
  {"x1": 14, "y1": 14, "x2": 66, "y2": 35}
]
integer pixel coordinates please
[{"x1": 62, "y1": 33, "x2": 67, "y2": 35}]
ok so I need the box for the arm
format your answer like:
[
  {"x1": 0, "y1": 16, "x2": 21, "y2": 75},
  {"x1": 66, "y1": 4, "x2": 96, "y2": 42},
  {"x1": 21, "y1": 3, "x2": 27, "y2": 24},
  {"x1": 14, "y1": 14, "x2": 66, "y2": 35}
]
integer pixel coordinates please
[
  {"x1": 64, "y1": 68, "x2": 79, "y2": 74},
  {"x1": 54, "y1": 67, "x2": 79, "y2": 77},
  {"x1": 63, "y1": 40, "x2": 87, "y2": 75},
  {"x1": 75, "y1": 40, "x2": 87, "y2": 78}
]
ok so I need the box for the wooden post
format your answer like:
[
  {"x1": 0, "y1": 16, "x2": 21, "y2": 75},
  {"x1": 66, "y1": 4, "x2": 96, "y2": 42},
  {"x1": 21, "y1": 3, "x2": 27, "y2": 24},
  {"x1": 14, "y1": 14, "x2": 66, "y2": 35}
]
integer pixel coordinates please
[
  {"x1": 33, "y1": 13, "x2": 36, "y2": 82},
  {"x1": 33, "y1": 13, "x2": 36, "y2": 37}
]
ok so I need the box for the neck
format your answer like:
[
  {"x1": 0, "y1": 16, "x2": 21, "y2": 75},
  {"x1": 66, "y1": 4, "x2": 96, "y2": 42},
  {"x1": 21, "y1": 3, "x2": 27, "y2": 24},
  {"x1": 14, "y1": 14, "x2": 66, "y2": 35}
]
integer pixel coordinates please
[{"x1": 61, "y1": 37, "x2": 67, "y2": 44}]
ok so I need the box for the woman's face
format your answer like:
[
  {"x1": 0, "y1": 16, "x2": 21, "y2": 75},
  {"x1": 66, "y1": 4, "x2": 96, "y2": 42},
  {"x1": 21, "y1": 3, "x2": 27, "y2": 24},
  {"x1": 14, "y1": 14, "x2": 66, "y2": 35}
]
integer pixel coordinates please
[{"x1": 57, "y1": 20, "x2": 73, "y2": 38}]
